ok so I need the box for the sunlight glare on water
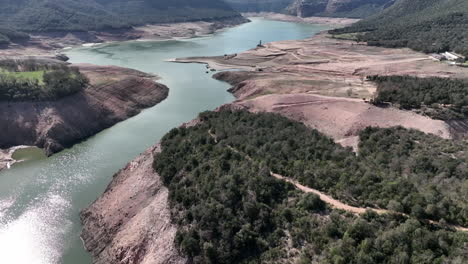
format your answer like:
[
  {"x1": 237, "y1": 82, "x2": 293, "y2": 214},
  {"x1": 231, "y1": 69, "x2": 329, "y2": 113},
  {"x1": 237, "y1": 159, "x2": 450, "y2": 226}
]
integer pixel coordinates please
[{"x1": 0, "y1": 18, "x2": 329, "y2": 264}]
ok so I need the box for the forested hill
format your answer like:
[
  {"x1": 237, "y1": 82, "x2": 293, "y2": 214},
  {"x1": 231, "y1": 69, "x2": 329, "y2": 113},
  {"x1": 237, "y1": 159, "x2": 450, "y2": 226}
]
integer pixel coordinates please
[
  {"x1": 331, "y1": 0, "x2": 468, "y2": 56},
  {"x1": 286, "y1": 0, "x2": 396, "y2": 18},
  {"x1": 225, "y1": 0, "x2": 395, "y2": 18},
  {"x1": 224, "y1": 0, "x2": 293, "y2": 12},
  {"x1": 153, "y1": 110, "x2": 468, "y2": 263},
  {"x1": 0, "y1": 0, "x2": 241, "y2": 42}
]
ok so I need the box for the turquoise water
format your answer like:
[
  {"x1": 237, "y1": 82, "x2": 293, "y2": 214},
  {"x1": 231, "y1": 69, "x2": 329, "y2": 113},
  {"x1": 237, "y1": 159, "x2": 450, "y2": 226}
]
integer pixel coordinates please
[
  {"x1": 11, "y1": 147, "x2": 47, "y2": 162},
  {"x1": 0, "y1": 18, "x2": 328, "y2": 264}
]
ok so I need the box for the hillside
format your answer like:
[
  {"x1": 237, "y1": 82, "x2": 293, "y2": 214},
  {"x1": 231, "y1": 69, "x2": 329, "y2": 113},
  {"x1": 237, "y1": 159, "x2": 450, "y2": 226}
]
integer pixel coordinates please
[
  {"x1": 0, "y1": 0, "x2": 242, "y2": 43},
  {"x1": 287, "y1": 0, "x2": 395, "y2": 18},
  {"x1": 224, "y1": 0, "x2": 293, "y2": 12},
  {"x1": 331, "y1": 0, "x2": 468, "y2": 56},
  {"x1": 224, "y1": 0, "x2": 395, "y2": 18},
  {"x1": 0, "y1": 59, "x2": 169, "y2": 155},
  {"x1": 82, "y1": 110, "x2": 468, "y2": 264}
]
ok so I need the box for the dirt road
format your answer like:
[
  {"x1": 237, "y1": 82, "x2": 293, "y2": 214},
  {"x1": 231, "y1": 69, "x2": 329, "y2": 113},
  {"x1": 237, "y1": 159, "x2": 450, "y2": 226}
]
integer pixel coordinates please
[{"x1": 271, "y1": 172, "x2": 468, "y2": 232}]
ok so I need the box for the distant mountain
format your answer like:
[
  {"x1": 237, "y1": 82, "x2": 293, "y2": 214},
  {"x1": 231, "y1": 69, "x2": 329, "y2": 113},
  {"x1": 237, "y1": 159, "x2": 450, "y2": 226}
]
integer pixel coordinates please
[
  {"x1": 0, "y1": 0, "x2": 241, "y2": 43},
  {"x1": 224, "y1": 0, "x2": 394, "y2": 18},
  {"x1": 0, "y1": 28, "x2": 29, "y2": 44},
  {"x1": 224, "y1": 0, "x2": 293, "y2": 12},
  {"x1": 331, "y1": 0, "x2": 468, "y2": 57},
  {"x1": 286, "y1": 0, "x2": 395, "y2": 18}
]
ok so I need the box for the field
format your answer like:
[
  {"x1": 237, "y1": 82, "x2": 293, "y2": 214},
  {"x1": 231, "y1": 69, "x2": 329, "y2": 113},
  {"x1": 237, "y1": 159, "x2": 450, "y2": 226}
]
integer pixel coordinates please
[
  {"x1": 0, "y1": 69, "x2": 46, "y2": 84},
  {"x1": 0, "y1": 60, "x2": 89, "y2": 102}
]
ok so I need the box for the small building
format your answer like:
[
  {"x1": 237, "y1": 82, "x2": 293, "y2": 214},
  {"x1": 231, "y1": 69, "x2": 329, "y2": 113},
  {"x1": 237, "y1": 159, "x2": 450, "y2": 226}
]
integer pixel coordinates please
[{"x1": 444, "y1": 52, "x2": 465, "y2": 62}]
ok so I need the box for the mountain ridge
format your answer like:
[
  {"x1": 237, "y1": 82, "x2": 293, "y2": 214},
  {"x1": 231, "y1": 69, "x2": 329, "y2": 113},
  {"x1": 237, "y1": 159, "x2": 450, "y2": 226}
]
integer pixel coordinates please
[
  {"x1": 331, "y1": 0, "x2": 468, "y2": 56},
  {"x1": 0, "y1": 0, "x2": 243, "y2": 44},
  {"x1": 286, "y1": 0, "x2": 396, "y2": 18}
]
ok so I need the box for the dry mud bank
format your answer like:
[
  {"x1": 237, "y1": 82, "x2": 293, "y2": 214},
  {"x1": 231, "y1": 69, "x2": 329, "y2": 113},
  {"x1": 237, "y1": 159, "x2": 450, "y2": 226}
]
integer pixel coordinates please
[
  {"x1": 0, "y1": 63, "x2": 168, "y2": 156},
  {"x1": 243, "y1": 12, "x2": 359, "y2": 26},
  {"x1": 231, "y1": 94, "x2": 451, "y2": 150},
  {"x1": 81, "y1": 145, "x2": 187, "y2": 264},
  {"x1": 177, "y1": 33, "x2": 468, "y2": 145},
  {"x1": 81, "y1": 18, "x2": 468, "y2": 264},
  {"x1": 0, "y1": 17, "x2": 248, "y2": 57},
  {"x1": 80, "y1": 119, "x2": 203, "y2": 264}
]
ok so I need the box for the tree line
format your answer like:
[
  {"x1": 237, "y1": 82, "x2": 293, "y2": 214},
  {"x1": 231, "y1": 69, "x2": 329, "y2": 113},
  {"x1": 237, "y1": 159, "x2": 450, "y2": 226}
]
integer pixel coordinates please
[
  {"x1": 368, "y1": 75, "x2": 468, "y2": 120},
  {"x1": 153, "y1": 110, "x2": 468, "y2": 263},
  {"x1": 330, "y1": 0, "x2": 468, "y2": 57},
  {"x1": 0, "y1": 60, "x2": 89, "y2": 101}
]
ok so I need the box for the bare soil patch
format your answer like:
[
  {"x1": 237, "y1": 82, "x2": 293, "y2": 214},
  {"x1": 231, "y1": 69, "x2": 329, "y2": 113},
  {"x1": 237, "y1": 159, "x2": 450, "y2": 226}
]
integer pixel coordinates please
[
  {"x1": 233, "y1": 93, "x2": 451, "y2": 146},
  {"x1": 178, "y1": 33, "x2": 468, "y2": 143},
  {"x1": 243, "y1": 12, "x2": 359, "y2": 26}
]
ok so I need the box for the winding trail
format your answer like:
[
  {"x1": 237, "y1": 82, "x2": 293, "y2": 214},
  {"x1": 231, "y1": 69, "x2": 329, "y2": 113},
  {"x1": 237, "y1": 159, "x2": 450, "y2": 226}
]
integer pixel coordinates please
[
  {"x1": 270, "y1": 172, "x2": 387, "y2": 215},
  {"x1": 271, "y1": 173, "x2": 468, "y2": 232},
  {"x1": 207, "y1": 129, "x2": 468, "y2": 232}
]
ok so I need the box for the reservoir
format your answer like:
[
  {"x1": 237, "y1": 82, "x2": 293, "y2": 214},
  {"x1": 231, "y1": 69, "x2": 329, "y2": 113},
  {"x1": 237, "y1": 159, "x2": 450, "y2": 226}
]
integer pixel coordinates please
[{"x1": 0, "y1": 18, "x2": 328, "y2": 264}]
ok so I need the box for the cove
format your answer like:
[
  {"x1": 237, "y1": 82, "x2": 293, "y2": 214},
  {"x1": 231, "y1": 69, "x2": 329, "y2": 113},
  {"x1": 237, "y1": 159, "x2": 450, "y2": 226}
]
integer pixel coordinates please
[{"x1": 0, "y1": 18, "x2": 328, "y2": 264}]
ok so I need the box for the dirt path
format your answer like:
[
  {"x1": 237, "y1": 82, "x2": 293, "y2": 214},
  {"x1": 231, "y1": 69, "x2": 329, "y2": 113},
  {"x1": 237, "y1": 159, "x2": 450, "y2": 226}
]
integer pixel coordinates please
[
  {"x1": 270, "y1": 172, "x2": 386, "y2": 214},
  {"x1": 206, "y1": 130, "x2": 468, "y2": 232},
  {"x1": 290, "y1": 52, "x2": 303, "y2": 61},
  {"x1": 271, "y1": 172, "x2": 468, "y2": 232}
]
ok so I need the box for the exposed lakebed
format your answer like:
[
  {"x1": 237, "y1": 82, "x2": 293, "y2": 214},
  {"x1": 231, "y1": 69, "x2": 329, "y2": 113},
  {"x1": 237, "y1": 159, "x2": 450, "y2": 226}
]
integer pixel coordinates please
[{"x1": 0, "y1": 18, "x2": 328, "y2": 264}]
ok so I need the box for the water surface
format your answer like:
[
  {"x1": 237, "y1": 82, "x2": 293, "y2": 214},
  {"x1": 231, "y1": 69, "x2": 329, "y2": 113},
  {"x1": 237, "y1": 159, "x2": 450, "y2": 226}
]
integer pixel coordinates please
[{"x1": 0, "y1": 18, "x2": 328, "y2": 264}]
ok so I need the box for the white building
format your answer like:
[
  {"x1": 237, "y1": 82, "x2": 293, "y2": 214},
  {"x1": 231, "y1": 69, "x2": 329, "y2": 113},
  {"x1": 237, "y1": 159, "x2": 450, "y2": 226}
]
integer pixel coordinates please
[{"x1": 444, "y1": 52, "x2": 464, "y2": 61}]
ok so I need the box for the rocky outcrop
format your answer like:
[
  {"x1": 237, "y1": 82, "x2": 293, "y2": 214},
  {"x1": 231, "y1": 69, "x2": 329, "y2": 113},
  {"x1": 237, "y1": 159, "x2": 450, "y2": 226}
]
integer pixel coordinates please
[
  {"x1": 0, "y1": 64, "x2": 168, "y2": 155},
  {"x1": 80, "y1": 145, "x2": 187, "y2": 264}
]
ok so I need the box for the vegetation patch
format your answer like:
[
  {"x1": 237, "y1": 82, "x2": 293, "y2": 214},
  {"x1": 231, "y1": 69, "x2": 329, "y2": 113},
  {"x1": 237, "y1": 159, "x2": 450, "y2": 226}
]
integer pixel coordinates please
[
  {"x1": 0, "y1": 59, "x2": 89, "y2": 101},
  {"x1": 330, "y1": 0, "x2": 468, "y2": 57},
  {"x1": 369, "y1": 75, "x2": 468, "y2": 120},
  {"x1": 0, "y1": 27, "x2": 29, "y2": 45},
  {"x1": 0, "y1": 0, "x2": 241, "y2": 39},
  {"x1": 154, "y1": 110, "x2": 468, "y2": 263},
  {"x1": 0, "y1": 70, "x2": 46, "y2": 84},
  {"x1": 331, "y1": 33, "x2": 362, "y2": 41}
]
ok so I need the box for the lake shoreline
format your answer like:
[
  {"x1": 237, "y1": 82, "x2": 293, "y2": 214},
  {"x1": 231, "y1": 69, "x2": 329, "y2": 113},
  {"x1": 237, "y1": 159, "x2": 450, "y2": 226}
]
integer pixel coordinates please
[
  {"x1": 0, "y1": 146, "x2": 32, "y2": 171},
  {"x1": 0, "y1": 62, "x2": 169, "y2": 158},
  {"x1": 242, "y1": 12, "x2": 359, "y2": 26},
  {"x1": 174, "y1": 31, "x2": 468, "y2": 147},
  {"x1": 70, "y1": 19, "x2": 334, "y2": 264},
  {"x1": 0, "y1": 16, "x2": 249, "y2": 164},
  {"x1": 0, "y1": 16, "x2": 249, "y2": 57}
]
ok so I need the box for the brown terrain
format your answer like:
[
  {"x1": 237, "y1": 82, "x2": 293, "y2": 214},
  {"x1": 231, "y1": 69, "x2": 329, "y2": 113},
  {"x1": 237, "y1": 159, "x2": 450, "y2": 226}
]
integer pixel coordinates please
[
  {"x1": 176, "y1": 32, "x2": 468, "y2": 147},
  {"x1": 81, "y1": 108, "x2": 466, "y2": 264},
  {"x1": 81, "y1": 117, "x2": 202, "y2": 264},
  {"x1": 243, "y1": 12, "x2": 360, "y2": 26},
  {"x1": 0, "y1": 17, "x2": 248, "y2": 170},
  {"x1": 271, "y1": 172, "x2": 468, "y2": 232},
  {"x1": 0, "y1": 62, "x2": 168, "y2": 159},
  {"x1": 82, "y1": 18, "x2": 468, "y2": 264},
  {"x1": 80, "y1": 135, "x2": 205, "y2": 264}
]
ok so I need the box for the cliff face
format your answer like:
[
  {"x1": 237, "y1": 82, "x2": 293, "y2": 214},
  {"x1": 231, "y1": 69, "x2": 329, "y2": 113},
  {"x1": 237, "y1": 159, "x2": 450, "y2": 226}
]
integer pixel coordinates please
[
  {"x1": 0, "y1": 64, "x2": 168, "y2": 155},
  {"x1": 287, "y1": 0, "x2": 395, "y2": 18},
  {"x1": 80, "y1": 145, "x2": 187, "y2": 264}
]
